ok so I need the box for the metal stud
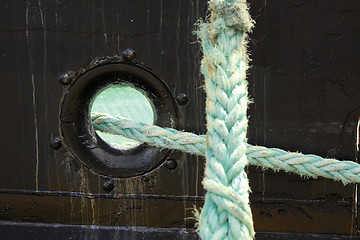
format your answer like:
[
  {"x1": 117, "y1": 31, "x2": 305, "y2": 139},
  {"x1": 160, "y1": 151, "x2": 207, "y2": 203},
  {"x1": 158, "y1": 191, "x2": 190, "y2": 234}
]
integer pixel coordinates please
[
  {"x1": 165, "y1": 159, "x2": 178, "y2": 170},
  {"x1": 103, "y1": 179, "x2": 115, "y2": 193},
  {"x1": 176, "y1": 93, "x2": 189, "y2": 106},
  {"x1": 49, "y1": 137, "x2": 62, "y2": 150},
  {"x1": 122, "y1": 48, "x2": 136, "y2": 61},
  {"x1": 59, "y1": 73, "x2": 72, "y2": 85}
]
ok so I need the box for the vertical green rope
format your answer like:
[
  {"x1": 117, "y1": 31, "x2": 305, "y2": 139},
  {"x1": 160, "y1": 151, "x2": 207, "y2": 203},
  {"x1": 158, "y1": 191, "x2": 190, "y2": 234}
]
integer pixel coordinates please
[{"x1": 197, "y1": 0, "x2": 255, "y2": 239}]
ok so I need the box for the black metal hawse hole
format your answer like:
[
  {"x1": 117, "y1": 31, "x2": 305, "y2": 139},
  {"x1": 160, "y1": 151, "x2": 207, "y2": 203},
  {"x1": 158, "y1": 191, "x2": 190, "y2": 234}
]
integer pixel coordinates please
[{"x1": 60, "y1": 62, "x2": 178, "y2": 178}]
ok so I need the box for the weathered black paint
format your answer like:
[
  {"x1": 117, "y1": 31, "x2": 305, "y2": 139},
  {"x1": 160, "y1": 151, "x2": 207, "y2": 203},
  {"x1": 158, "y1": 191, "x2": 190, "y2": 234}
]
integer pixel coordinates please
[
  {"x1": 1, "y1": 0, "x2": 360, "y2": 238},
  {"x1": 0, "y1": 221, "x2": 358, "y2": 240}
]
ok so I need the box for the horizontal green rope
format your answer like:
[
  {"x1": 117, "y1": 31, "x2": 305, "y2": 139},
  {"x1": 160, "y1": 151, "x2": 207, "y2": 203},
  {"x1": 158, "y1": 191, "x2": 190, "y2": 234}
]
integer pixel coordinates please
[
  {"x1": 92, "y1": 113, "x2": 206, "y2": 155},
  {"x1": 92, "y1": 113, "x2": 360, "y2": 185}
]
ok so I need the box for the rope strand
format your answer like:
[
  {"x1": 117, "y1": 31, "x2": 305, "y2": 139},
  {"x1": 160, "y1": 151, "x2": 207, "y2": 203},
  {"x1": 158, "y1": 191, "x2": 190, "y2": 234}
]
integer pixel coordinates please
[
  {"x1": 197, "y1": 0, "x2": 255, "y2": 237},
  {"x1": 92, "y1": 113, "x2": 360, "y2": 186}
]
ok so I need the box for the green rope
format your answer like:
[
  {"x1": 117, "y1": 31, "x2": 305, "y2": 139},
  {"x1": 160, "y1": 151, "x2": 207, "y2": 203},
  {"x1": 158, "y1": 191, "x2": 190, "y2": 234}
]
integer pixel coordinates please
[
  {"x1": 196, "y1": 0, "x2": 255, "y2": 238},
  {"x1": 92, "y1": 113, "x2": 360, "y2": 185},
  {"x1": 89, "y1": 0, "x2": 360, "y2": 239},
  {"x1": 92, "y1": 113, "x2": 206, "y2": 156}
]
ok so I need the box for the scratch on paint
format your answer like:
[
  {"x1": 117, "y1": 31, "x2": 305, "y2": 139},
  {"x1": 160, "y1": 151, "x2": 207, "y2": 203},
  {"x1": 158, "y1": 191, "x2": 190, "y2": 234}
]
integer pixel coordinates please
[
  {"x1": 90, "y1": 198, "x2": 96, "y2": 225},
  {"x1": 38, "y1": 0, "x2": 47, "y2": 118},
  {"x1": 26, "y1": 2, "x2": 40, "y2": 191},
  {"x1": 352, "y1": 118, "x2": 360, "y2": 233},
  {"x1": 80, "y1": 165, "x2": 87, "y2": 224},
  {"x1": 101, "y1": 0, "x2": 107, "y2": 44}
]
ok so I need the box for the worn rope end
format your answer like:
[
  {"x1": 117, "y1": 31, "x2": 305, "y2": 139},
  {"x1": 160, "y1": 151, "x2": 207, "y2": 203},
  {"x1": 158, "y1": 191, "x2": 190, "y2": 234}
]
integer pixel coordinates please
[
  {"x1": 209, "y1": 0, "x2": 255, "y2": 32},
  {"x1": 196, "y1": 0, "x2": 255, "y2": 46}
]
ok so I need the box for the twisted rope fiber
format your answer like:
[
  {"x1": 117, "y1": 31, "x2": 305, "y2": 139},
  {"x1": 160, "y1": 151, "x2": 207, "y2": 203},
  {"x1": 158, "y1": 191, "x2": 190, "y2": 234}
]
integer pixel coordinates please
[
  {"x1": 92, "y1": 113, "x2": 360, "y2": 186},
  {"x1": 92, "y1": 113, "x2": 206, "y2": 156},
  {"x1": 196, "y1": 0, "x2": 256, "y2": 239}
]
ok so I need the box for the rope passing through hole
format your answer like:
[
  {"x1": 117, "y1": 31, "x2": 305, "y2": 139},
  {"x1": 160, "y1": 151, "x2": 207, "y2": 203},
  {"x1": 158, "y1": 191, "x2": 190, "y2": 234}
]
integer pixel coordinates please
[
  {"x1": 90, "y1": 0, "x2": 360, "y2": 239},
  {"x1": 92, "y1": 113, "x2": 360, "y2": 186}
]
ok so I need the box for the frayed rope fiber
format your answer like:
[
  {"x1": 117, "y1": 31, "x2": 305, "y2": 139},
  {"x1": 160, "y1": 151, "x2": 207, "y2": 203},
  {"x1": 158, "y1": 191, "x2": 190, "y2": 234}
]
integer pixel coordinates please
[{"x1": 90, "y1": 0, "x2": 360, "y2": 239}]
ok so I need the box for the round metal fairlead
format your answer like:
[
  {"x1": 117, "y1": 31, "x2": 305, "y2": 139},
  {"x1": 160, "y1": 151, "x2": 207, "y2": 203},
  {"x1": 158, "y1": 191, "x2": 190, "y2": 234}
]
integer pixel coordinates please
[{"x1": 60, "y1": 62, "x2": 178, "y2": 178}]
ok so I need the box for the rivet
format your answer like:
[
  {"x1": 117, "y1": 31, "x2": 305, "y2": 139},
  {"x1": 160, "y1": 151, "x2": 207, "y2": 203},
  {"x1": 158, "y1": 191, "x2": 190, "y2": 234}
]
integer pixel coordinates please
[
  {"x1": 122, "y1": 48, "x2": 136, "y2": 61},
  {"x1": 103, "y1": 179, "x2": 115, "y2": 193},
  {"x1": 59, "y1": 73, "x2": 72, "y2": 85},
  {"x1": 176, "y1": 93, "x2": 189, "y2": 106},
  {"x1": 49, "y1": 137, "x2": 62, "y2": 150},
  {"x1": 165, "y1": 159, "x2": 178, "y2": 170}
]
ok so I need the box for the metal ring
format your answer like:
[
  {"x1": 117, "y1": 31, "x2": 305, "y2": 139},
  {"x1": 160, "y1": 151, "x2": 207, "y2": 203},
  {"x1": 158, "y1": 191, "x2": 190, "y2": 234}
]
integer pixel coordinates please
[{"x1": 60, "y1": 63, "x2": 178, "y2": 178}]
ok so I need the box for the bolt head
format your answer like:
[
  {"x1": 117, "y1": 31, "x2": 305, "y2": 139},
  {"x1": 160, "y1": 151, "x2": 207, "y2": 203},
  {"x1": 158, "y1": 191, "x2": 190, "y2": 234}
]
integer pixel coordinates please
[
  {"x1": 176, "y1": 93, "x2": 189, "y2": 106},
  {"x1": 49, "y1": 137, "x2": 62, "y2": 150},
  {"x1": 59, "y1": 73, "x2": 72, "y2": 85},
  {"x1": 122, "y1": 48, "x2": 136, "y2": 61},
  {"x1": 103, "y1": 179, "x2": 115, "y2": 193},
  {"x1": 165, "y1": 159, "x2": 178, "y2": 170}
]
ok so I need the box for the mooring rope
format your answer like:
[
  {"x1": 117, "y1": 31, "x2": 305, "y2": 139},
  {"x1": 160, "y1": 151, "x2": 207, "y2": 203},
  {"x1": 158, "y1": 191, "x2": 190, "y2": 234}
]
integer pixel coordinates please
[
  {"x1": 90, "y1": 0, "x2": 360, "y2": 239},
  {"x1": 92, "y1": 113, "x2": 360, "y2": 186},
  {"x1": 196, "y1": 0, "x2": 256, "y2": 238}
]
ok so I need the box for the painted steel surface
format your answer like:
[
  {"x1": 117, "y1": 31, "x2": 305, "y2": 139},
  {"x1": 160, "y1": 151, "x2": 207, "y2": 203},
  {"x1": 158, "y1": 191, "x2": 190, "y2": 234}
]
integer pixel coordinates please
[{"x1": 0, "y1": 0, "x2": 360, "y2": 237}]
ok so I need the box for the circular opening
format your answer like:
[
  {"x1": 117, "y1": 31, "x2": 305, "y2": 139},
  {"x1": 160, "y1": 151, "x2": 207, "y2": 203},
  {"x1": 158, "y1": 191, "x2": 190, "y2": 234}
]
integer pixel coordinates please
[
  {"x1": 61, "y1": 63, "x2": 178, "y2": 177},
  {"x1": 90, "y1": 85, "x2": 155, "y2": 150}
]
